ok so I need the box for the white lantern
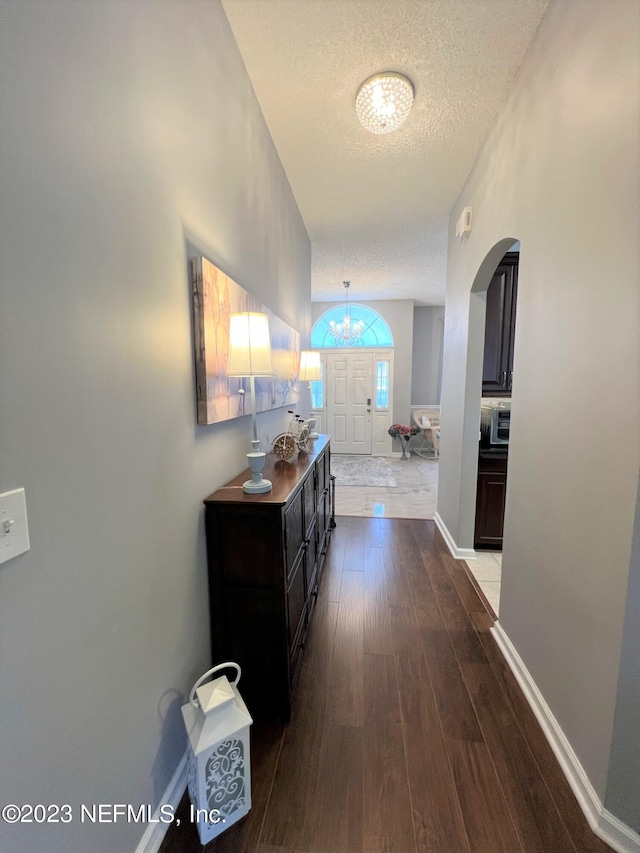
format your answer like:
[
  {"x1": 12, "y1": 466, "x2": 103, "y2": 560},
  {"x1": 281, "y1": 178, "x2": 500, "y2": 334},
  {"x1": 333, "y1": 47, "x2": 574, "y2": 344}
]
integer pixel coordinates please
[{"x1": 181, "y1": 662, "x2": 253, "y2": 844}]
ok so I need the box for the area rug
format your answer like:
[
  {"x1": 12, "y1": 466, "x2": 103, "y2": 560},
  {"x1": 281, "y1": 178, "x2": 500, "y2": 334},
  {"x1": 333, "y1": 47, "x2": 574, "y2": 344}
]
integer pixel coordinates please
[{"x1": 331, "y1": 455, "x2": 397, "y2": 487}]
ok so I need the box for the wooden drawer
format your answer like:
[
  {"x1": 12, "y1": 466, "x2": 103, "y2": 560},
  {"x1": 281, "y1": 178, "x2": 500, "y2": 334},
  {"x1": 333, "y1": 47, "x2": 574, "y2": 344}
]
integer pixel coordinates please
[
  {"x1": 318, "y1": 488, "x2": 331, "y2": 553},
  {"x1": 303, "y1": 466, "x2": 316, "y2": 537},
  {"x1": 323, "y1": 448, "x2": 331, "y2": 493},
  {"x1": 306, "y1": 519, "x2": 318, "y2": 597},
  {"x1": 316, "y1": 449, "x2": 327, "y2": 500},
  {"x1": 284, "y1": 489, "x2": 304, "y2": 578},
  {"x1": 286, "y1": 551, "x2": 306, "y2": 650}
]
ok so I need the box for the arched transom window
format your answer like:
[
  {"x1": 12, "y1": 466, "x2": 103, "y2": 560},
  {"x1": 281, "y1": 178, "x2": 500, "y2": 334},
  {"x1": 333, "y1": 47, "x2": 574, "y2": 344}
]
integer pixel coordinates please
[{"x1": 311, "y1": 304, "x2": 394, "y2": 348}]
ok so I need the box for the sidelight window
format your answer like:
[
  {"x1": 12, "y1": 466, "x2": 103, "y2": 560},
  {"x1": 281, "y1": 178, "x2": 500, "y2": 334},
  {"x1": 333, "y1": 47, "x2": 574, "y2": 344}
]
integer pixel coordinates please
[{"x1": 376, "y1": 361, "x2": 390, "y2": 410}]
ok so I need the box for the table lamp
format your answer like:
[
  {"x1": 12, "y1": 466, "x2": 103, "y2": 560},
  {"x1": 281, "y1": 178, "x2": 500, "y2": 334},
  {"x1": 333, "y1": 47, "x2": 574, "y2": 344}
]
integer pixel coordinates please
[{"x1": 227, "y1": 312, "x2": 274, "y2": 494}]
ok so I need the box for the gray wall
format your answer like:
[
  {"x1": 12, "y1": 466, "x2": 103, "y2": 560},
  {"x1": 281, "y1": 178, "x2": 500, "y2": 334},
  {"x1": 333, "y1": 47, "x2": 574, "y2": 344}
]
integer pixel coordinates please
[
  {"x1": 311, "y1": 300, "x2": 414, "y2": 425},
  {"x1": 606, "y1": 473, "x2": 640, "y2": 830},
  {"x1": 0, "y1": 2, "x2": 310, "y2": 851},
  {"x1": 438, "y1": 0, "x2": 639, "y2": 823},
  {"x1": 411, "y1": 306, "x2": 445, "y2": 405}
]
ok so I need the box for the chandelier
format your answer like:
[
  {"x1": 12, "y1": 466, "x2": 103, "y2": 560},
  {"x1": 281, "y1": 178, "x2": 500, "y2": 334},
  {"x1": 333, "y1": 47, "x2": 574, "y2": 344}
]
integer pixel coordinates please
[
  {"x1": 328, "y1": 281, "x2": 366, "y2": 344},
  {"x1": 355, "y1": 72, "x2": 414, "y2": 135}
]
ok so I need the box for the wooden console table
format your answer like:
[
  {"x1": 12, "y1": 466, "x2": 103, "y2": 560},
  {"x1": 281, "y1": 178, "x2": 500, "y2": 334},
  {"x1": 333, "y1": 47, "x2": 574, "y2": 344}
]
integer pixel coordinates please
[{"x1": 203, "y1": 435, "x2": 333, "y2": 720}]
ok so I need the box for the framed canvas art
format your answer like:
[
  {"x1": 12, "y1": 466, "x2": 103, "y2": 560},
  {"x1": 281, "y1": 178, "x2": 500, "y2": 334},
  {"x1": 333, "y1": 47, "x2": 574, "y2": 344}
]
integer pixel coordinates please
[{"x1": 192, "y1": 257, "x2": 300, "y2": 425}]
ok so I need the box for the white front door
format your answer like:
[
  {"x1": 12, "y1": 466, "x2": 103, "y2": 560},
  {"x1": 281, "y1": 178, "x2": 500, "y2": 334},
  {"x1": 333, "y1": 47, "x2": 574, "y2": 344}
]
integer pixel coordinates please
[{"x1": 326, "y1": 352, "x2": 373, "y2": 454}]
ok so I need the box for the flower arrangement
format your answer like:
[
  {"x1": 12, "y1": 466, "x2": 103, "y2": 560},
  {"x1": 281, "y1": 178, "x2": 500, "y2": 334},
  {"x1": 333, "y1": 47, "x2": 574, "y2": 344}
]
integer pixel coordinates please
[
  {"x1": 388, "y1": 423, "x2": 420, "y2": 459},
  {"x1": 388, "y1": 424, "x2": 419, "y2": 439}
]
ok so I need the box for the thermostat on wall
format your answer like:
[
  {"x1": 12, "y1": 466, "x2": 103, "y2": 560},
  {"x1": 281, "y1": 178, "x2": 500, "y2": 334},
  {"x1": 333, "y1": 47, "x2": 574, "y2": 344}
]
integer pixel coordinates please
[
  {"x1": 0, "y1": 488, "x2": 30, "y2": 565},
  {"x1": 456, "y1": 206, "x2": 473, "y2": 238}
]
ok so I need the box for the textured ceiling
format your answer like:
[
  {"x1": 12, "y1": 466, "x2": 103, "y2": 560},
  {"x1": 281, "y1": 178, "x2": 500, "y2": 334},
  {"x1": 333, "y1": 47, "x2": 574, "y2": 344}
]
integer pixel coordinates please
[{"x1": 221, "y1": 0, "x2": 549, "y2": 304}]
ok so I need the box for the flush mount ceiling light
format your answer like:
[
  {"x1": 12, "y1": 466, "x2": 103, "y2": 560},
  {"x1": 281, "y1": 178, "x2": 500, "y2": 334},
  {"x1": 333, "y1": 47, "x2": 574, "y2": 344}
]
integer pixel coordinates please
[{"x1": 355, "y1": 71, "x2": 414, "y2": 135}]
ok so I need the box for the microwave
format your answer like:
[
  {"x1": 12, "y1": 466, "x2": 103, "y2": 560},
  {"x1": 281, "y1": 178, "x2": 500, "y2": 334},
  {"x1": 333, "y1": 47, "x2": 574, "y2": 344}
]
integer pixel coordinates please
[{"x1": 481, "y1": 405, "x2": 511, "y2": 445}]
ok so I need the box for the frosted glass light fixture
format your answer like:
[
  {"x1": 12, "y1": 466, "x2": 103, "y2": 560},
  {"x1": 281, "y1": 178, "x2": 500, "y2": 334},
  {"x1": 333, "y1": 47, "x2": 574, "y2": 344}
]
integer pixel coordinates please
[
  {"x1": 227, "y1": 312, "x2": 274, "y2": 494},
  {"x1": 355, "y1": 72, "x2": 414, "y2": 135}
]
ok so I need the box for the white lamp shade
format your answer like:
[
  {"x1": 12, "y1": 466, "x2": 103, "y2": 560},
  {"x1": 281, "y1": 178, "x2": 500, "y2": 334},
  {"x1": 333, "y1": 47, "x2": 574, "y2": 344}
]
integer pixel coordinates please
[
  {"x1": 299, "y1": 350, "x2": 322, "y2": 381},
  {"x1": 227, "y1": 312, "x2": 274, "y2": 377}
]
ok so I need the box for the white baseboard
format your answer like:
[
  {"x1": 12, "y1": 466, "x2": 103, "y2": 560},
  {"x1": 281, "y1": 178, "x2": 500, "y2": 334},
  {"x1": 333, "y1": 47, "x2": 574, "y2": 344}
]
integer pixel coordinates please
[
  {"x1": 135, "y1": 751, "x2": 188, "y2": 853},
  {"x1": 434, "y1": 512, "x2": 476, "y2": 560},
  {"x1": 491, "y1": 622, "x2": 640, "y2": 853}
]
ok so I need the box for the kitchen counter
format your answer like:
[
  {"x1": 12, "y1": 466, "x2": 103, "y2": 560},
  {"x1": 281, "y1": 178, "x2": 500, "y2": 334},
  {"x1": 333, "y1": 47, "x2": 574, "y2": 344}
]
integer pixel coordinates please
[{"x1": 479, "y1": 446, "x2": 508, "y2": 460}]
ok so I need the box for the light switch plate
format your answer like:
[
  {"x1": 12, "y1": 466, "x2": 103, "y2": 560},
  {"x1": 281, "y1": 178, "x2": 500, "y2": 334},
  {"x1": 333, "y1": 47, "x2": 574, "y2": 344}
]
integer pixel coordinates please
[{"x1": 0, "y1": 488, "x2": 31, "y2": 565}]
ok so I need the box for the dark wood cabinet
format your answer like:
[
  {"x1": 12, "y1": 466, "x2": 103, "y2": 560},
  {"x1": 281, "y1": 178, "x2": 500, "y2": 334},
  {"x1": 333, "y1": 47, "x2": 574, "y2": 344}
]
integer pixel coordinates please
[
  {"x1": 474, "y1": 450, "x2": 508, "y2": 549},
  {"x1": 482, "y1": 252, "x2": 518, "y2": 396},
  {"x1": 204, "y1": 436, "x2": 332, "y2": 721}
]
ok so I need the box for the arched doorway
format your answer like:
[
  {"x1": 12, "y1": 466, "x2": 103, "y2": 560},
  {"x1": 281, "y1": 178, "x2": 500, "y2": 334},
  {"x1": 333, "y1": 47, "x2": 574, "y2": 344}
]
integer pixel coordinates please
[
  {"x1": 474, "y1": 246, "x2": 519, "y2": 551},
  {"x1": 453, "y1": 238, "x2": 521, "y2": 554}
]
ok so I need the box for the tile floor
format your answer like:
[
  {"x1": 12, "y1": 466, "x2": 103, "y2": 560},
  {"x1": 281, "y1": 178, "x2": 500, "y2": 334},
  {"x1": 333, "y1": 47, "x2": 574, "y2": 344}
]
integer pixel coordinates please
[
  {"x1": 333, "y1": 453, "x2": 438, "y2": 519},
  {"x1": 333, "y1": 451, "x2": 503, "y2": 615},
  {"x1": 465, "y1": 550, "x2": 502, "y2": 616}
]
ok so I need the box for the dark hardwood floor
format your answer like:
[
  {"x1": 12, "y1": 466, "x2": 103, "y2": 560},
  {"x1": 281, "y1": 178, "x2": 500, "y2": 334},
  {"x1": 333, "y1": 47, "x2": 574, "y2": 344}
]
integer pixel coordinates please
[{"x1": 160, "y1": 517, "x2": 612, "y2": 853}]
